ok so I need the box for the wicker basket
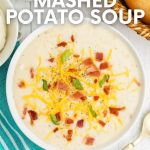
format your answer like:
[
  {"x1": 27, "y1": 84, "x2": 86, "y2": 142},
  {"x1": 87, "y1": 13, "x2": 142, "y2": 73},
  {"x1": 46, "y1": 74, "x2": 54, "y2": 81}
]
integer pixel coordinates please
[{"x1": 108, "y1": 0, "x2": 150, "y2": 40}]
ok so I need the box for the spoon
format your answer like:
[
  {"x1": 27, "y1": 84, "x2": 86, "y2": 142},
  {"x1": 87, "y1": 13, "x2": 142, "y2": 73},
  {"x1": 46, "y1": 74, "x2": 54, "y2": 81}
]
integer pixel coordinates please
[{"x1": 122, "y1": 112, "x2": 150, "y2": 150}]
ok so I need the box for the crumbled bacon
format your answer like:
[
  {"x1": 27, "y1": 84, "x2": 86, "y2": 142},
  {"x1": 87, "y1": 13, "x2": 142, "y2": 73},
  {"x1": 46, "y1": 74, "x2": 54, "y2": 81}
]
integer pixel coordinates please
[
  {"x1": 22, "y1": 106, "x2": 27, "y2": 119},
  {"x1": 98, "y1": 120, "x2": 106, "y2": 127},
  {"x1": 30, "y1": 68, "x2": 34, "y2": 79},
  {"x1": 100, "y1": 62, "x2": 109, "y2": 70},
  {"x1": 77, "y1": 119, "x2": 84, "y2": 128},
  {"x1": 28, "y1": 110, "x2": 38, "y2": 125},
  {"x1": 72, "y1": 91, "x2": 87, "y2": 101},
  {"x1": 83, "y1": 57, "x2": 100, "y2": 77},
  {"x1": 68, "y1": 68, "x2": 77, "y2": 72},
  {"x1": 65, "y1": 118, "x2": 74, "y2": 124},
  {"x1": 18, "y1": 81, "x2": 25, "y2": 88},
  {"x1": 85, "y1": 137, "x2": 95, "y2": 145},
  {"x1": 57, "y1": 41, "x2": 67, "y2": 47},
  {"x1": 72, "y1": 91, "x2": 82, "y2": 99},
  {"x1": 48, "y1": 58, "x2": 54, "y2": 63},
  {"x1": 103, "y1": 85, "x2": 110, "y2": 95},
  {"x1": 86, "y1": 63, "x2": 100, "y2": 77},
  {"x1": 71, "y1": 35, "x2": 75, "y2": 42},
  {"x1": 109, "y1": 107, "x2": 126, "y2": 116},
  {"x1": 55, "y1": 112, "x2": 61, "y2": 121},
  {"x1": 80, "y1": 96, "x2": 87, "y2": 101},
  {"x1": 87, "y1": 71, "x2": 100, "y2": 77},
  {"x1": 73, "y1": 54, "x2": 80, "y2": 58},
  {"x1": 94, "y1": 79, "x2": 98, "y2": 84},
  {"x1": 96, "y1": 52, "x2": 103, "y2": 61},
  {"x1": 48, "y1": 83, "x2": 51, "y2": 89},
  {"x1": 53, "y1": 127, "x2": 59, "y2": 133},
  {"x1": 133, "y1": 78, "x2": 141, "y2": 86},
  {"x1": 83, "y1": 58, "x2": 93, "y2": 66},
  {"x1": 93, "y1": 96, "x2": 99, "y2": 101},
  {"x1": 56, "y1": 81, "x2": 68, "y2": 91},
  {"x1": 64, "y1": 129, "x2": 73, "y2": 141}
]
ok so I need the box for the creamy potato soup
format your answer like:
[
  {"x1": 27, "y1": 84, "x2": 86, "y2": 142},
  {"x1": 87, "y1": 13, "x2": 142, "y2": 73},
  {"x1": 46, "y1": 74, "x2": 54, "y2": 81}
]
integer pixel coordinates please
[{"x1": 13, "y1": 23, "x2": 142, "y2": 150}]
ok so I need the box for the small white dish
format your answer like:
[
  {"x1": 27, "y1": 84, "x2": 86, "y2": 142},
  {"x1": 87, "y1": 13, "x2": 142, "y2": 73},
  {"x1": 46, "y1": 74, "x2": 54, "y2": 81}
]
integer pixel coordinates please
[
  {"x1": 0, "y1": 0, "x2": 18, "y2": 66},
  {"x1": 6, "y1": 20, "x2": 146, "y2": 150}
]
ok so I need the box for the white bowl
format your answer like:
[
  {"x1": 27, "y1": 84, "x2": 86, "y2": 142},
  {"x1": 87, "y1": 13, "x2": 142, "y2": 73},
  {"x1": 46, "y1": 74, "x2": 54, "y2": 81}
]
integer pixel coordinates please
[
  {"x1": 0, "y1": 0, "x2": 18, "y2": 66},
  {"x1": 6, "y1": 21, "x2": 145, "y2": 150}
]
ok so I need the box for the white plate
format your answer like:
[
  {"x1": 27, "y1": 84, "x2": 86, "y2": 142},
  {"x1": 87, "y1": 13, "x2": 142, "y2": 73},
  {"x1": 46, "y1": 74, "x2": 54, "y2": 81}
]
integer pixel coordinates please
[
  {"x1": 0, "y1": 0, "x2": 18, "y2": 66},
  {"x1": 6, "y1": 20, "x2": 145, "y2": 150}
]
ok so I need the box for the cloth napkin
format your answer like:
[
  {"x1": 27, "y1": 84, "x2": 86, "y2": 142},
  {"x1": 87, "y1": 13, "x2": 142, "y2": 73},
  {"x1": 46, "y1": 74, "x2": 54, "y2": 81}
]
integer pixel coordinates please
[{"x1": 0, "y1": 42, "x2": 42, "y2": 150}]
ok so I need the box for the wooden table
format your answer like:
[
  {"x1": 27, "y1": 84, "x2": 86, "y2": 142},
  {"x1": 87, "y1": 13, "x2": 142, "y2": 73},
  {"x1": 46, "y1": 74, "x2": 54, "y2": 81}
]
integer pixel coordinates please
[{"x1": 10, "y1": 0, "x2": 150, "y2": 149}]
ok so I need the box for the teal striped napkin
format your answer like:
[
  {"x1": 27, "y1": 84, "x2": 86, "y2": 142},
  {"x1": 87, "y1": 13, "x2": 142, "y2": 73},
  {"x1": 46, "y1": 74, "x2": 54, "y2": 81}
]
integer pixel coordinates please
[{"x1": 0, "y1": 42, "x2": 42, "y2": 150}]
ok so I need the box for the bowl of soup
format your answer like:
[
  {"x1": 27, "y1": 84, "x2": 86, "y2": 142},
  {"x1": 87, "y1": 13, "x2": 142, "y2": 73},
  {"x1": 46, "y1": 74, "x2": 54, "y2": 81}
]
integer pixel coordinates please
[{"x1": 6, "y1": 20, "x2": 145, "y2": 150}]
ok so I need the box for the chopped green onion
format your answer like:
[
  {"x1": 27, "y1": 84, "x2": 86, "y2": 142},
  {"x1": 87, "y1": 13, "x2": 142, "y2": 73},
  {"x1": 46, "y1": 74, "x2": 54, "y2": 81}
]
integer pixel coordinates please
[
  {"x1": 50, "y1": 114, "x2": 60, "y2": 125},
  {"x1": 61, "y1": 50, "x2": 71, "y2": 63},
  {"x1": 72, "y1": 78, "x2": 83, "y2": 90},
  {"x1": 42, "y1": 79, "x2": 48, "y2": 91},
  {"x1": 89, "y1": 105, "x2": 97, "y2": 118},
  {"x1": 99, "y1": 74, "x2": 109, "y2": 88}
]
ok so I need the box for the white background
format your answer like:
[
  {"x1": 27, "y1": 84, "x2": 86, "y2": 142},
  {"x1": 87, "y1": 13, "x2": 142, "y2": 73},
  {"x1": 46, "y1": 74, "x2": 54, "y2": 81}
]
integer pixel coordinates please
[{"x1": 10, "y1": 0, "x2": 150, "y2": 149}]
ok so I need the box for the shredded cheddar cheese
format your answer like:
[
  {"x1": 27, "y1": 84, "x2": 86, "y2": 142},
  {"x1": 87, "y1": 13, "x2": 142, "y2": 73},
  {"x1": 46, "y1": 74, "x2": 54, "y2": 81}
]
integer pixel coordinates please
[{"x1": 106, "y1": 49, "x2": 112, "y2": 61}]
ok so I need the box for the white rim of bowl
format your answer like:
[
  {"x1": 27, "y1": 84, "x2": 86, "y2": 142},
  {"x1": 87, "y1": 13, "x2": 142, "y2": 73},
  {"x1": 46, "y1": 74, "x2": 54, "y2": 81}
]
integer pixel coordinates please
[
  {"x1": 6, "y1": 19, "x2": 146, "y2": 150},
  {"x1": 0, "y1": 0, "x2": 18, "y2": 66}
]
